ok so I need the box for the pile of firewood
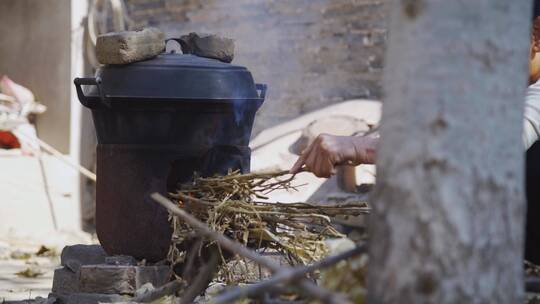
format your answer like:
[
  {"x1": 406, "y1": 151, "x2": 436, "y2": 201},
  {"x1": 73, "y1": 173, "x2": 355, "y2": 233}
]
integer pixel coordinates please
[
  {"x1": 167, "y1": 170, "x2": 368, "y2": 267},
  {"x1": 148, "y1": 169, "x2": 369, "y2": 303}
]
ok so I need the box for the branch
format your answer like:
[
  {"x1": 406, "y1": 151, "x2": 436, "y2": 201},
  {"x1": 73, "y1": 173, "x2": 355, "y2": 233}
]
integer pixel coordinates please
[
  {"x1": 151, "y1": 193, "x2": 349, "y2": 304},
  {"x1": 14, "y1": 130, "x2": 97, "y2": 182},
  {"x1": 173, "y1": 192, "x2": 369, "y2": 216},
  {"x1": 180, "y1": 251, "x2": 220, "y2": 304},
  {"x1": 212, "y1": 244, "x2": 366, "y2": 304},
  {"x1": 170, "y1": 192, "x2": 216, "y2": 206}
]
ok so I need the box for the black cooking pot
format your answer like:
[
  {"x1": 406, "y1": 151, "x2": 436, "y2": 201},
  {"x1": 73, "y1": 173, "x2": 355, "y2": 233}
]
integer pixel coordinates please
[{"x1": 74, "y1": 53, "x2": 266, "y2": 261}]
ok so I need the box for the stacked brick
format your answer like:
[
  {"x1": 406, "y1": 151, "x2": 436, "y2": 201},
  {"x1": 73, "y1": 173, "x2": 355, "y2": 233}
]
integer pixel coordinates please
[{"x1": 49, "y1": 245, "x2": 171, "y2": 304}]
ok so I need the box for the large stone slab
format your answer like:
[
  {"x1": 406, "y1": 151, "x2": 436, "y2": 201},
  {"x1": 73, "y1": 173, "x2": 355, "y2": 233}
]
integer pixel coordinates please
[
  {"x1": 96, "y1": 28, "x2": 165, "y2": 65},
  {"x1": 79, "y1": 265, "x2": 171, "y2": 295}
]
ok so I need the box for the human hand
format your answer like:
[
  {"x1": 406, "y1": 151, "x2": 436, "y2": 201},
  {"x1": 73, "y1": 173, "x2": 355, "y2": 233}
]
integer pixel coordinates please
[{"x1": 290, "y1": 134, "x2": 377, "y2": 178}]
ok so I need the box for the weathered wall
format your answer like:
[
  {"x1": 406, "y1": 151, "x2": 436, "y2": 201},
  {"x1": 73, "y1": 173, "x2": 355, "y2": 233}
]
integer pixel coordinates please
[
  {"x1": 124, "y1": 0, "x2": 388, "y2": 133},
  {"x1": 0, "y1": 0, "x2": 72, "y2": 153}
]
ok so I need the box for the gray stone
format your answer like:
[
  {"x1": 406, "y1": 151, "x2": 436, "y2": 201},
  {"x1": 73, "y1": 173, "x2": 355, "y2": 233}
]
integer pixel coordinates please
[
  {"x1": 79, "y1": 265, "x2": 171, "y2": 295},
  {"x1": 105, "y1": 255, "x2": 138, "y2": 266},
  {"x1": 60, "y1": 245, "x2": 106, "y2": 273},
  {"x1": 96, "y1": 27, "x2": 165, "y2": 65},
  {"x1": 52, "y1": 268, "x2": 79, "y2": 294},
  {"x1": 179, "y1": 32, "x2": 235, "y2": 63}
]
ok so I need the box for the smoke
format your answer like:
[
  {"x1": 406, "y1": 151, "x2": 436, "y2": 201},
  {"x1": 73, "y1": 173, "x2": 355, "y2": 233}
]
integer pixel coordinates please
[{"x1": 232, "y1": 98, "x2": 246, "y2": 126}]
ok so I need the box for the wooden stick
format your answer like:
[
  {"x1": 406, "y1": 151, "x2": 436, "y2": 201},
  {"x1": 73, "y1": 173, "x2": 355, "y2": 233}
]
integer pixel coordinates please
[
  {"x1": 212, "y1": 244, "x2": 366, "y2": 304},
  {"x1": 151, "y1": 193, "x2": 349, "y2": 304},
  {"x1": 172, "y1": 192, "x2": 216, "y2": 206},
  {"x1": 14, "y1": 130, "x2": 97, "y2": 182},
  {"x1": 174, "y1": 192, "x2": 368, "y2": 216},
  {"x1": 180, "y1": 251, "x2": 220, "y2": 304}
]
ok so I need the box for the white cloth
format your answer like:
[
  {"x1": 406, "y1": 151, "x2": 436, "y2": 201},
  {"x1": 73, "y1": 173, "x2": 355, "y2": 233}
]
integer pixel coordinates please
[
  {"x1": 0, "y1": 76, "x2": 45, "y2": 132},
  {"x1": 524, "y1": 79, "x2": 540, "y2": 149}
]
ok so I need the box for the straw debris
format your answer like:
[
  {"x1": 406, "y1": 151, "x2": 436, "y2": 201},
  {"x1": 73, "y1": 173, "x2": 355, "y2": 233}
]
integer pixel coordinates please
[{"x1": 166, "y1": 169, "x2": 369, "y2": 279}]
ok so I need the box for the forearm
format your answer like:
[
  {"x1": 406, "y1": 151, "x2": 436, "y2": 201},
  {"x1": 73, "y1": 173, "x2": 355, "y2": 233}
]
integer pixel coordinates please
[
  {"x1": 290, "y1": 132, "x2": 379, "y2": 177},
  {"x1": 350, "y1": 134, "x2": 378, "y2": 165}
]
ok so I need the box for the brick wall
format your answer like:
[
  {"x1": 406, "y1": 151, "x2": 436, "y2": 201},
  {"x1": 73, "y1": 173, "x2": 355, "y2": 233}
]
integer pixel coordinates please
[{"x1": 124, "y1": 0, "x2": 388, "y2": 134}]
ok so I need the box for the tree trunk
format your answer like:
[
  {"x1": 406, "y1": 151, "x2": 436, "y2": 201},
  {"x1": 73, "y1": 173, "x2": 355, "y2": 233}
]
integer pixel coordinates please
[{"x1": 368, "y1": 1, "x2": 531, "y2": 303}]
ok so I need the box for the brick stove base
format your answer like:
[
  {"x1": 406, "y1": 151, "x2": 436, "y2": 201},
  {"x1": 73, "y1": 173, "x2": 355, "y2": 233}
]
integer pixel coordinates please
[{"x1": 48, "y1": 245, "x2": 171, "y2": 304}]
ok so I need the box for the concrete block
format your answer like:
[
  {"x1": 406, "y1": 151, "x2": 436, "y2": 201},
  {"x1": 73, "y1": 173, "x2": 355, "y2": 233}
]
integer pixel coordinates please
[
  {"x1": 51, "y1": 268, "x2": 79, "y2": 294},
  {"x1": 179, "y1": 32, "x2": 235, "y2": 63},
  {"x1": 60, "y1": 244, "x2": 107, "y2": 273},
  {"x1": 96, "y1": 27, "x2": 165, "y2": 65},
  {"x1": 79, "y1": 265, "x2": 171, "y2": 295}
]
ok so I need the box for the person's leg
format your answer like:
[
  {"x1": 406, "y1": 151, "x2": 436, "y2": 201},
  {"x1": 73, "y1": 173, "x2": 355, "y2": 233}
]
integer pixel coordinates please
[{"x1": 526, "y1": 141, "x2": 540, "y2": 263}]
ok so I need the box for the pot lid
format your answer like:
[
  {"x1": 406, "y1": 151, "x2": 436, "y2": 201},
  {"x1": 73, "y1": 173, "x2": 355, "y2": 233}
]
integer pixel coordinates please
[{"x1": 82, "y1": 53, "x2": 264, "y2": 101}]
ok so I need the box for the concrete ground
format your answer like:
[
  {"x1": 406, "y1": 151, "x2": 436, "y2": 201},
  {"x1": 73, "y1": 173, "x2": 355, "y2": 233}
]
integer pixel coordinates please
[
  {"x1": 0, "y1": 149, "x2": 95, "y2": 302},
  {"x1": 0, "y1": 239, "x2": 56, "y2": 302},
  {"x1": 0, "y1": 230, "x2": 95, "y2": 302},
  {"x1": 0, "y1": 150, "x2": 82, "y2": 234}
]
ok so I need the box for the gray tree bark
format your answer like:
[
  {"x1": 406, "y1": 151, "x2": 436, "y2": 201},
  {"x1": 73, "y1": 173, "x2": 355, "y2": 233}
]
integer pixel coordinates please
[{"x1": 368, "y1": 1, "x2": 531, "y2": 303}]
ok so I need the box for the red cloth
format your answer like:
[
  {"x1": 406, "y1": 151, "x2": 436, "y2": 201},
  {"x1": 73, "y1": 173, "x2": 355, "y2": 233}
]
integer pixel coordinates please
[{"x1": 0, "y1": 131, "x2": 21, "y2": 149}]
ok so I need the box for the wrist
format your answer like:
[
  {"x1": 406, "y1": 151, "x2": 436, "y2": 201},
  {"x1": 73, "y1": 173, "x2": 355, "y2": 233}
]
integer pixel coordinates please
[{"x1": 351, "y1": 136, "x2": 378, "y2": 165}]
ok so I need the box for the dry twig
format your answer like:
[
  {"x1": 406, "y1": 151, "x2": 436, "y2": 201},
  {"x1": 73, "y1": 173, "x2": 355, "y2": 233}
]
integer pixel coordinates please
[
  {"x1": 212, "y1": 243, "x2": 367, "y2": 303},
  {"x1": 180, "y1": 251, "x2": 220, "y2": 304},
  {"x1": 151, "y1": 193, "x2": 349, "y2": 304},
  {"x1": 167, "y1": 169, "x2": 368, "y2": 266}
]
